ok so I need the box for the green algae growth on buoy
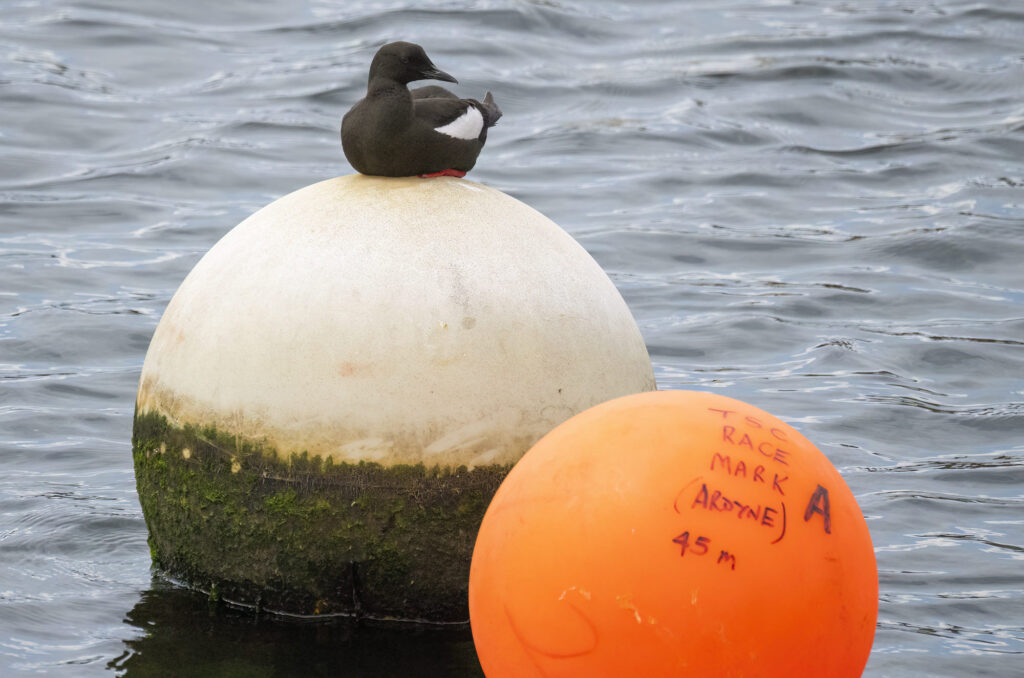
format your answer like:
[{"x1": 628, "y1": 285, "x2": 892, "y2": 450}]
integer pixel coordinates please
[{"x1": 132, "y1": 174, "x2": 655, "y2": 622}]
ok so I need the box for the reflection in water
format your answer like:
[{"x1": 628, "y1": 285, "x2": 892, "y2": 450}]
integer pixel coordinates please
[{"x1": 110, "y1": 580, "x2": 483, "y2": 678}]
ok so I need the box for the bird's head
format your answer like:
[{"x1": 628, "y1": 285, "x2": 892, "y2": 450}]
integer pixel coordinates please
[{"x1": 368, "y1": 42, "x2": 458, "y2": 86}]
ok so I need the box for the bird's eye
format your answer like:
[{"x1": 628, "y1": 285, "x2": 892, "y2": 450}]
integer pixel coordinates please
[{"x1": 400, "y1": 56, "x2": 409, "y2": 64}]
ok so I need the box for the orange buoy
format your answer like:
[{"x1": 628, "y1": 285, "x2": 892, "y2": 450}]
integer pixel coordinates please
[{"x1": 469, "y1": 390, "x2": 877, "y2": 677}]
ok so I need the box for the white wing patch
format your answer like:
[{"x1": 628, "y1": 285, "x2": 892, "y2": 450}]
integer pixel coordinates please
[{"x1": 434, "y1": 106, "x2": 484, "y2": 140}]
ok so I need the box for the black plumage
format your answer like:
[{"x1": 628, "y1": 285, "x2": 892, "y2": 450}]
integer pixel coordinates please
[{"x1": 341, "y1": 42, "x2": 502, "y2": 177}]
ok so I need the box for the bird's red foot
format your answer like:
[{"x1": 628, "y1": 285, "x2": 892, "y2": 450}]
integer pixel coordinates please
[{"x1": 418, "y1": 169, "x2": 466, "y2": 178}]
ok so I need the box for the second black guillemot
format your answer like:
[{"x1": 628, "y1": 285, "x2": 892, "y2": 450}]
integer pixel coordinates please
[{"x1": 341, "y1": 42, "x2": 502, "y2": 178}]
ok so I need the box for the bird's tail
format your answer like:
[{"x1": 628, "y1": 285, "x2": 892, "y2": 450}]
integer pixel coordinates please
[{"x1": 481, "y1": 91, "x2": 502, "y2": 127}]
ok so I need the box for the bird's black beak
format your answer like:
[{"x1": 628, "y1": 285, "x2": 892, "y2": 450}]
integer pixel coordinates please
[{"x1": 421, "y1": 64, "x2": 458, "y2": 84}]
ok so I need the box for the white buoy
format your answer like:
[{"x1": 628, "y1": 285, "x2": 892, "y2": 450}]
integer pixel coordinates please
[{"x1": 133, "y1": 175, "x2": 655, "y2": 621}]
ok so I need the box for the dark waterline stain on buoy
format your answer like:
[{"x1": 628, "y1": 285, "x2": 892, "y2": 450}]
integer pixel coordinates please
[{"x1": 132, "y1": 411, "x2": 513, "y2": 623}]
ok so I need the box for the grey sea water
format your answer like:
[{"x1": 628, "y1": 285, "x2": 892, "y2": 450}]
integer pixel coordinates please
[{"x1": 2, "y1": 0, "x2": 1022, "y2": 675}]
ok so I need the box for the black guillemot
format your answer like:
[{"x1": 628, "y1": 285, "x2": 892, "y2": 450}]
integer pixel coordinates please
[{"x1": 341, "y1": 42, "x2": 502, "y2": 178}]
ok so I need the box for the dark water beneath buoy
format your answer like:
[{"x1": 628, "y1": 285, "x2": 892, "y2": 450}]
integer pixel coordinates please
[{"x1": 2, "y1": 0, "x2": 1022, "y2": 675}]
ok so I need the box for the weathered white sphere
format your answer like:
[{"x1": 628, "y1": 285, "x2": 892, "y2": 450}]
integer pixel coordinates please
[
  {"x1": 138, "y1": 175, "x2": 655, "y2": 467},
  {"x1": 133, "y1": 174, "x2": 654, "y2": 620}
]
